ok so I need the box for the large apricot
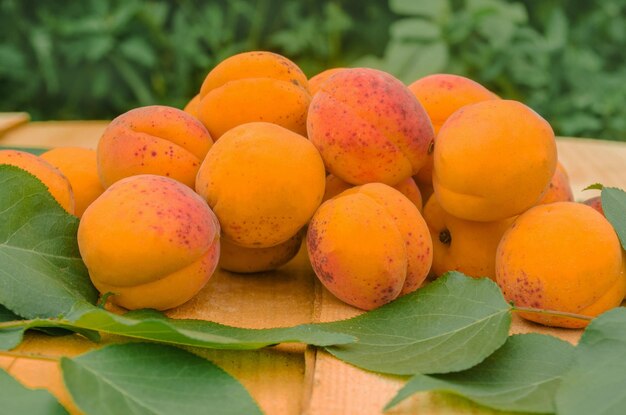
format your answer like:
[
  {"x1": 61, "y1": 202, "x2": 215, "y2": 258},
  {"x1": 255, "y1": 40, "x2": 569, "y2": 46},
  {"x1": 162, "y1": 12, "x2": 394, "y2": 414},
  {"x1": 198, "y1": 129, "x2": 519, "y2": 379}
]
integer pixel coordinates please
[
  {"x1": 98, "y1": 105, "x2": 213, "y2": 189},
  {"x1": 423, "y1": 196, "x2": 514, "y2": 280},
  {"x1": 219, "y1": 230, "x2": 303, "y2": 273},
  {"x1": 536, "y1": 162, "x2": 574, "y2": 205},
  {"x1": 196, "y1": 122, "x2": 325, "y2": 248},
  {"x1": 409, "y1": 74, "x2": 499, "y2": 188},
  {"x1": 307, "y1": 183, "x2": 433, "y2": 310},
  {"x1": 308, "y1": 67, "x2": 345, "y2": 96},
  {"x1": 183, "y1": 94, "x2": 201, "y2": 118},
  {"x1": 308, "y1": 68, "x2": 434, "y2": 186},
  {"x1": 496, "y1": 202, "x2": 625, "y2": 328},
  {"x1": 433, "y1": 100, "x2": 557, "y2": 221},
  {"x1": 41, "y1": 147, "x2": 104, "y2": 217},
  {"x1": 78, "y1": 175, "x2": 220, "y2": 310},
  {"x1": 197, "y1": 51, "x2": 310, "y2": 138},
  {"x1": 0, "y1": 150, "x2": 74, "y2": 214}
]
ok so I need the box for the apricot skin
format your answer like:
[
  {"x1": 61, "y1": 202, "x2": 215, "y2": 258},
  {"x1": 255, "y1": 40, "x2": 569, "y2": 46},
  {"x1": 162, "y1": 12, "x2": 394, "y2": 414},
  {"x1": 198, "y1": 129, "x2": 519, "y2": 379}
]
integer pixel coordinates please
[
  {"x1": 197, "y1": 51, "x2": 310, "y2": 138},
  {"x1": 496, "y1": 202, "x2": 625, "y2": 328},
  {"x1": 308, "y1": 68, "x2": 434, "y2": 186},
  {"x1": 307, "y1": 183, "x2": 433, "y2": 310},
  {"x1": 536, "y1": 162, "x2": 574, "y2": 205},
  {"x1": 308, "y1": 68, "x2": 345, "y2": 96},
  {"x1": 0, "y1": 150, "x2": 74, "y2": 214},
  {"x1": 78, "y1": 175, "x2": 220, "y2": 310},
  {"x1": 196, "y1": 122, "x2": 325, "y2": 249},
  {"x1": 98, "y1": 105, "x2": 213, "y2": 189},
  {"x1": 41, "y1": 147, "x2": 104, "y2": 218},
  {"x1": 433, "y1": 100, "x2": 557, "y2": 222}
]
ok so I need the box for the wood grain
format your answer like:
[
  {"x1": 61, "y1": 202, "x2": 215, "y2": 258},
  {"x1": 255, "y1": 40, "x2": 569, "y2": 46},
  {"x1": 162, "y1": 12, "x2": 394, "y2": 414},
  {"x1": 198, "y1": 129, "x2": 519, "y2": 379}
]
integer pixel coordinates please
[{"x1": 0, "y1": 112, "x2": 30, "y2": 135}]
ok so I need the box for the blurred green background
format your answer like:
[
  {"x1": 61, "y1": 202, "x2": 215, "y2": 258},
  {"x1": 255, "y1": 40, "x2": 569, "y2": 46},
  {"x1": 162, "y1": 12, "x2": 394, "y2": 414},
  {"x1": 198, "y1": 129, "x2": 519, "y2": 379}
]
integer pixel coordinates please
[{"x1": 1, "y1": 0, "x2": 625, "y2": 141}]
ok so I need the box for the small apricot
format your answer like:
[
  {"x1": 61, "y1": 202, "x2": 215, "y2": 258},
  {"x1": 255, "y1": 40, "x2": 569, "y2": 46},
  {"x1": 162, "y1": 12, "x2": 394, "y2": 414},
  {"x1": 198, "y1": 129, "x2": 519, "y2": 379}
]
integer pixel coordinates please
[
  {"x1": 536, "y1": 162, "x2": 574, "y2": 205},
  {"x1": 220, "y1": 230, "x2": 303, "y2": 273},
  {"x1": 78, "y1": 175, "x2": 220, "y2": 310},
  {"x1": 582, "y1": 196, "x2": 604, "y2": 215},
  {"x1": 0, "y1": 150, "x2": 74, "y2": 214},
  {"x1": 308, "y1": 68, "x2": 345, "y2": 96},
  {"x1": 496, "y1": 202, "x2": 625, "y2": 328},
  {"x1": 183, "y1": 94, "x2": 201, "y2": 118}
]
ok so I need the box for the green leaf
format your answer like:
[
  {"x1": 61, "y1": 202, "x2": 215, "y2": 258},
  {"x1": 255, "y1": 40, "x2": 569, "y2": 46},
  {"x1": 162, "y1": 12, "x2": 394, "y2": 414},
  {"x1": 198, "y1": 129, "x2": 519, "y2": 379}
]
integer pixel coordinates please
[
  {"x1": 0, "y1": 146, "x2": 47, "y2": 156},
  {"x1": 556, "y1": 308, "x2": 626, "y2": 415},
  {"x1": 0, "y1": 368, "x2": 68, "y2": 415},
  {"x1": 0, "y1": 305, "x2": 23, "y2": 350},
  {"x1": 601, "y1": 187, "x2": 626, "y2": 249},
  {"x1": 321, "y1": 272, "x2": 512, "y2": 375},
  {"x1": 386, "y1": 333, "x2": 576, "y2": 413},
  {"x1": 390, "y1": 0, "x2": 449, "y2": 19},
  {"x1": 583, "y1": 183, "x2": 604, "y2": 191},
  {"x1": 61, "y1": 342, "x2": 262, "y2": 415},
  {"x1": 0, "y1": 166, "x2": 99, "y2": 319},
  {"x1": 390, "y1": 18, "x2": 441, "y2": 41}
]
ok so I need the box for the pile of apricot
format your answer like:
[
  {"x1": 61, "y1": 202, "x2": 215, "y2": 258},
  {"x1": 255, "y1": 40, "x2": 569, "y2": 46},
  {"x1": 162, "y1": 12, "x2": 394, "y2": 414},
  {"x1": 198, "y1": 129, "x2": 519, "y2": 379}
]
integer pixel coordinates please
[{"x1": 3, "y1": 51, "x2": 623, "y2": 328}]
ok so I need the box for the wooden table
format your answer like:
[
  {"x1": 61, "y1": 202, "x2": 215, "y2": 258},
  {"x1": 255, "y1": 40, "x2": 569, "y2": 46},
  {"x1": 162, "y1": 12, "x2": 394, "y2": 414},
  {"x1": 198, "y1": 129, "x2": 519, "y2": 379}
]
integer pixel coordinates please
[{"x1": 1, "y1": 118, "x2": 625, "y2": 415}]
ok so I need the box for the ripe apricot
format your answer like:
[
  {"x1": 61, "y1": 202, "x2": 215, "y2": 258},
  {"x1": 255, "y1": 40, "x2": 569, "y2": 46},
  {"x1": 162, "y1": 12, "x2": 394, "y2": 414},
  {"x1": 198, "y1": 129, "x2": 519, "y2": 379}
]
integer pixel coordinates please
[
  {"x1": 197, "y1": 51, "x2": 310, "y2": 138},
  {"x1": 308, "y1": 67, "x2": 345, "y2": 96},
  {"x1": 308, "y1": 68, "x2": 434, "y2": 186},
  {"x1": 323, "y1": 174, "x2": 423, "y2": 212},
  {"x1": 423, "y1": 196, "x2": 514, "y2": 280},
  {"x1": 409, "y1": 74, "x2": 499, "y2": 188},
  {"x1": 307, "y1": 183, "x2": 433, "y2": 310},
  {"x1": 78, "y1": 175, "x2": 220, "y2": 310},
  {"x1": 196, "y1": 122, "x2": 325, "y2": 248},
  {"x1": 41, "y1": 147, "x2": 104, "y2": 218},
  {"x1": 0, "y1": 150, "x2": 74, "y2": 214},
  {"x1": 98, "y1": 105, "x2": 213, "y2": 189},
  {"x1": 496, "y1": 202, "x2": 625, "y2": 328},
  {"x1": 433, "y1": 100, "x2": 557, "y2": 221},
  {"x1": 183, "y1": 94, "x2": 201, "y2": 118},
  {"x1": 536, "y1": 162, "x2": 574, "y2": 205},
  {"x1": 582, "y1": 196, "x2": 604, "y2": 215},
  {"x1": 219, "y1": 230, "x2": 303, "y2": 273}
]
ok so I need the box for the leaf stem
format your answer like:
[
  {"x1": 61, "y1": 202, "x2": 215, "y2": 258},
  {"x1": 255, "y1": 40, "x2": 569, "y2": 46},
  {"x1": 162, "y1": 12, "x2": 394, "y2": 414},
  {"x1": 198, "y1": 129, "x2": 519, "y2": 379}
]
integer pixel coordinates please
[
  {"x1": 0, "y1": 350, "x2": 60, "y2": 362},
  {"x1": 0, "y1": 320, "x2": 35, "y2": 329},
  {"x1": 511, "y1": 305, "x2": 593, "y2": 322}
]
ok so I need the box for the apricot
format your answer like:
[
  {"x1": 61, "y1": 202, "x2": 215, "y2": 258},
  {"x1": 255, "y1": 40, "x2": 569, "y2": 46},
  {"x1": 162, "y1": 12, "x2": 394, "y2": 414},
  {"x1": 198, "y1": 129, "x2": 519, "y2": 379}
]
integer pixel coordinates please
[
  {"x1": 308, "y1": 68, "x2": 434, "y2": 186},
  {"x1": 582, "y1": 196, "x2": 604, "y2": 215},
  {"x1": 433, "y1": 100, "x2": 557, "y2": 221},
  {"x1": 41, "y1": 147, "x2": 104, "y2": 218},
  {"x1": 196, "y1": 122, "x2": 325, "y2": 248},
  {"x1": 536, "y1": 162, "x2": 574, "y2": 205},
  {"x1": 97, "y1": 105, "x2": 213, "y2": 189},
  {"x1": 308, "y1": 67, "x2": 345, "y2": 96},
  {"x1": 183, "y1": 94, "x2": 201, "y2": 118},
  {"x1": 78, "y1": 175, "x2": 220, "y2": 310},
  {"x1": 423, "y1": 196, "x2": 515, "y2": 280},
  {"x1": 307, "y1": 183, "x2": 433, "y2": 310},
  {"x1": 496, "y1": 202, "x2": 625, "y2": 328},
  {"x1": 197, "y1": 51, "x2": 310, "y2": 138},
  {"x1": 323, "y1": 174, "x2": 423, "y2": 212},
  {"x1": 0, "y1": 150, "x2": 74, "y2": 214},
  {"x1": 409, "y1": 74, "x2": 499, "y2": 188},
  {"x1": 219, "y1": 230, "x2": 303, "y2": 273}
]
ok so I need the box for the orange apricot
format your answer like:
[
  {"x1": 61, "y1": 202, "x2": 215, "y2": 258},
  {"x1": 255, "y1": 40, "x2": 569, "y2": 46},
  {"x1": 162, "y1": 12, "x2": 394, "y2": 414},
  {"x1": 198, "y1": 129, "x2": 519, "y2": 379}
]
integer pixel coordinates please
[
  {"x1": 496, "y1": 202, "x2": 625, "y2": 328},
  {"x1": 41, "y1": 147, "x2": 104, "y2": 217},
  {"x1": 0, "y1": 150, "x2": 74, "y2": 214},
  {"x1": 536, "y1": 162, "x2": 574, "y2": 205},
  {"x1": 183, "y1": 94, "x2": 201, "y2": 118},
  {"x1": 308, "y1": 67, "x2": 345, "y2": 96},
  {"x1": 308, "y1": 68, "x2": 434, "y2": 186},
  {"x1": 582, "y1": 196, "x2": 604, "y2": 215},
  {"x1": 433, "y1": 100, "x2": 557, "y2": 221},
  {"x1": 97, "y1": 105, "x2": 213, "y2": 189},
  {"x1": 197, "y1": 51, "x2": 310, "y2": 138}
]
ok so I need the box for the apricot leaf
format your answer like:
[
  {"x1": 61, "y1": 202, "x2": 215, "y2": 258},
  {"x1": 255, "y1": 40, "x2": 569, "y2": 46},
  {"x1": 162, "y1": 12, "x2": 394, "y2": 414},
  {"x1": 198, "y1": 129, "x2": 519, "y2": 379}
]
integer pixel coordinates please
[
  {"x1": 0, "y1": 166, "x2": 98, "y2": 318},
  {"x1": 0, "y1": 368, "x2": 68, "y2": 415},
  {"x1": 583, "y1": 183, "x2": 603, "y2": 191},
  {"x1": 321, "y1": 272, "x2": 512, "y2": 375},
  {"x1": 61, "y1": 342, "x2": 262, "y2": 415},
  {"x1": 386, "y1": 333, "x2": 575, "y2": 413},
  {"x1": 556, "y1": 308, "x2": 626, "y2": 415},
  {"x1": 601, "y1": 187, "x2": 626, "y2": 249}
]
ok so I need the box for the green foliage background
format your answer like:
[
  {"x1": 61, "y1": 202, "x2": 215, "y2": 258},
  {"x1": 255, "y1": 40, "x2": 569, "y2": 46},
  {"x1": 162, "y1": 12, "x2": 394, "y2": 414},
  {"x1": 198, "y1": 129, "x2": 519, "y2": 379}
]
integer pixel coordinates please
[{"x1": 0, "y1": 0, "x2": 624, "y2": 141}]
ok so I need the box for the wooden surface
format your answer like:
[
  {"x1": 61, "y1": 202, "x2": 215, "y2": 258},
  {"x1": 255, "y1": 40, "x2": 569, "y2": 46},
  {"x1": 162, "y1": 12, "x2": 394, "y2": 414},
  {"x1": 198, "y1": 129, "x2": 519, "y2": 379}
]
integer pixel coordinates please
[{"x1": 1, "y1": 119, "x2": 625, "y2": 415}]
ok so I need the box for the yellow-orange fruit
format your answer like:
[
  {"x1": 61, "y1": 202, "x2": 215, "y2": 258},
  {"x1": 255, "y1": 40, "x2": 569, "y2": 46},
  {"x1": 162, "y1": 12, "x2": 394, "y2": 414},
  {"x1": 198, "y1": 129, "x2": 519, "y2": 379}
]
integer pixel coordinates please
[
  {"x1": 308, "y1": 68, "x2": 434, "y2": 186},
  {"x1": 323, "y1": 174, "x2": 423, "y2": 212},
  {"x1": 536, "y1": 162, "x2": 574, "y2": 205},
  {"x1": 0, "y1": 150, "x2": 74, "y2": 214},
  {"x1": 220, "y1": 230, "x2": 303, "y2": 273},
  {"x1": 308, "y1": 68, "x2": 345, "y2": 96},
  {"x1": 409, "y1": 74, "x2": 499, "y2": 188},
  {"x1": 434, "y1": 100, "x2": 557, "y2": 221},
  {"x1": 307, "y1": 183, "x2": 433, "y2": 310},
  {"x1": 196, "y1": 122, "x2": 325, "y2": 248},
  {"x1": 496, "y1": 202, "x2": 625, "y2": 328},
  {"x1": 582, "y1": 196, "x2": 604, "y2": 215},
  {"x1": 78, "y1": 175, "x2": 220, "y2": 310},
  {"x1": 98, "y1": 105, "x2": 213, "y2": 189},
  {"x1": 41, "y1": 147, "x2": 104, "y2": 217},
  {"x1": 423, "y1": 196, "x2": 514, "y2": 280},
  {"x1": 183, "y1": 94, "x2": 201, "y2": 118},
  {"x1": 198, "y1": 51, "x2": 310, "y2": 138}
]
